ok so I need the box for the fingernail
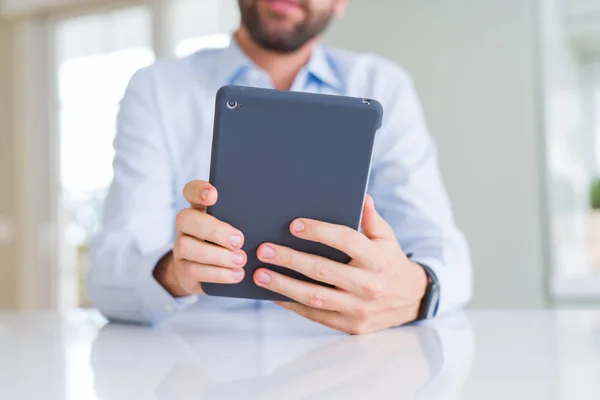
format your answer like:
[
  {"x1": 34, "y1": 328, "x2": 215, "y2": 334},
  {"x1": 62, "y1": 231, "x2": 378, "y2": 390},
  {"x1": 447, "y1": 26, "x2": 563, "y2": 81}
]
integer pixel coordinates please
[
  {"x1": 231, "y1": 270, "x2": 244, "y2": 281},
  {"x1": 261, "y1": 245, "x2": 276, "y2": 259},
  {"x1": 201, "y1": 189, "x2": 210, "y2": 200},
  {"x1": 257, "y1": 271, "x2": 271, "y2": 285},
  {"x1": 232, "y1": 252, "x2": 245, "y2": 266},
  {"x1": 229, "y1": 234, "x2": 242, "y2": 248},
  {"x1": 291, "y1": 220, "x2": 305, "y2": 233}
]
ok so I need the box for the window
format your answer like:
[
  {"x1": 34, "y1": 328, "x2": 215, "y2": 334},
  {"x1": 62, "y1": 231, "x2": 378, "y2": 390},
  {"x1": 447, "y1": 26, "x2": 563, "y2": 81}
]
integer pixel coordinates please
[
  {"x1": 175, "y1": 33, "x2": 231, "y2": 58},
  {"x1": 54, "y1": 6, "x2": 154, "y2": 308},
  {"x1": 590, "y1": 61, "x2": 600, "y2": 274},
  {"x1": 166, "y1": 0, "x2": 239, "y2": 57},
  {"x1": 543, "y1": 3, "x2": 600, "y2": 300}
]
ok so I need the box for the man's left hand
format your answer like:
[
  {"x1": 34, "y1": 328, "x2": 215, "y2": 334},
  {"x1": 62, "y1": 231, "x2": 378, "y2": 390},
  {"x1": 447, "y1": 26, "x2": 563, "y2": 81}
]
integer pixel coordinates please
[{"x1": 253, "y1": 195, "x2": 429, "y2": 335}]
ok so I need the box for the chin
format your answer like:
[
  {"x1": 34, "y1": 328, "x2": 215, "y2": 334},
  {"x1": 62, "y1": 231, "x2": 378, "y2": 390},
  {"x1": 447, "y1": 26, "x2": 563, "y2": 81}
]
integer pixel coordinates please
[{"x1": 261, "y1": 21, "x2": 297, "y2": 39}]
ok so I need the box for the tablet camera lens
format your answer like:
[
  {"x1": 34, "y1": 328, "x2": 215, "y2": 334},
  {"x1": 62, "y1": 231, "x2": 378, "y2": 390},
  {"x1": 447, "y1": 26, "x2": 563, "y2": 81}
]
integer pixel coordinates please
[
  {"x1": 362, "y1": 99, "x2": 371, "y2": 105},
  {"x1": 227, "y1": 100, "x2": 238, "y2": 109}
]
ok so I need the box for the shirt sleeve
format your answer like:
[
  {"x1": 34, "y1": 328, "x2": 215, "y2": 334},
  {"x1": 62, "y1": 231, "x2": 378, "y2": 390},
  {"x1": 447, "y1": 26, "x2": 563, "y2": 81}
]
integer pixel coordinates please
[
  {"x1": 88, "y1": 67, "x2": 198, "y2": 324},
  {"x1": 367, "y1": 67, "x2": 473, "y2": 316}
]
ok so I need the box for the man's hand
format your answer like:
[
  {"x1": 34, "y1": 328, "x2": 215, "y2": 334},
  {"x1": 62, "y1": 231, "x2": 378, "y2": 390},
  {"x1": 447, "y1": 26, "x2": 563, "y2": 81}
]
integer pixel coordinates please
[
  {"x1": 154, "y1": 180, "x2": 247, "y2": 297},
  {"x1": 253, "y1": 195, "x2": 428, "y2": 335}
]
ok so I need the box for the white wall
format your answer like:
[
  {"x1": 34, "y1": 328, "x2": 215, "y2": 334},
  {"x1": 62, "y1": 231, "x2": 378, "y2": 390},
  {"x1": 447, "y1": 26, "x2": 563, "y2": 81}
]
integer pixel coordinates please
[{"x1": 325, "y1": 0, "x2": 547, "y2": 308}]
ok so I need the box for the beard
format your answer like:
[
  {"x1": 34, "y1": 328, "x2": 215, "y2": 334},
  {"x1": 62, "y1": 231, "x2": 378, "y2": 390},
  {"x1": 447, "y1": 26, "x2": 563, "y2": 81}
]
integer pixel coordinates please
[{"x1": 238, "y1": 0, "x2": 336, "y2": 53}]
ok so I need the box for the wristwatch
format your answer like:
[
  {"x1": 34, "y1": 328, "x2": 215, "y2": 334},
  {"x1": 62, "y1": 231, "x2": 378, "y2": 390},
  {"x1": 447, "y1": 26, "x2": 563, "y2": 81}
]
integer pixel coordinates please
[{"x1": 416, "y1": 264, "x2": 441, "y2": 321}]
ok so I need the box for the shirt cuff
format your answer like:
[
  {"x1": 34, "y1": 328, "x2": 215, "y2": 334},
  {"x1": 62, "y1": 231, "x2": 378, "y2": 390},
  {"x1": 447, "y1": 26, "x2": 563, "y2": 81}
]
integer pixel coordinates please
[{"x1": 135, "y1": 245, "x2": 199, "y2": 324}]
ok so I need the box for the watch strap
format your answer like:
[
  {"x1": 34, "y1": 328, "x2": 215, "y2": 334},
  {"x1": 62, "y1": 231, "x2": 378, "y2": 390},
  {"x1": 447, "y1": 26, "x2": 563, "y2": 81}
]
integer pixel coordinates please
[{"x1": 415, "y1": 263, "x2": 441, "y2": 321}]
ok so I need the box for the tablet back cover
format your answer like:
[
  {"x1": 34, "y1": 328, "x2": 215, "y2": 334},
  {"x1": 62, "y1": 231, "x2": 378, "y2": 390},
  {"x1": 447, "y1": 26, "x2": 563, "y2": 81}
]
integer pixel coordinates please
[{"x1": 204, "y1": 85, "x2": 383, "y2": 301}]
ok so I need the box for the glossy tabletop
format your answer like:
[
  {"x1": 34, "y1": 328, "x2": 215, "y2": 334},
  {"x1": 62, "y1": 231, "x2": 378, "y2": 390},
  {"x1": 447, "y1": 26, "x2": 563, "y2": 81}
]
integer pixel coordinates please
[{"x1": 1, "y1": 306, "x2": 600, "y2": 400}]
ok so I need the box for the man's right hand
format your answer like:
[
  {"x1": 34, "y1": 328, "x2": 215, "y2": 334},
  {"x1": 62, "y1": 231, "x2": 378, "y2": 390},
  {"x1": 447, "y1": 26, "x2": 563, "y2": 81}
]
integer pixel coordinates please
[{"x1": 154, "y1": 180, "x2": 247, "y2": 297}]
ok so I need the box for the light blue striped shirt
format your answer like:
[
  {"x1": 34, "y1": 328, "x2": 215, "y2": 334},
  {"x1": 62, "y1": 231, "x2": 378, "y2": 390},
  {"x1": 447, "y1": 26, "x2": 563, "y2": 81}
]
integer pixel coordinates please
[{"x1": 89, "y1": 39, "x2": 472, "y2": 324}]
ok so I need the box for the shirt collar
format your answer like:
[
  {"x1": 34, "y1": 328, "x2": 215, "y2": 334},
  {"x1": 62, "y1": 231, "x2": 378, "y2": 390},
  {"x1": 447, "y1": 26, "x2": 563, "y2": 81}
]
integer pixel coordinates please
[
  {"x1": 213, "y1": 36, "x2": 343, "y2": 91},
  {"x1": 304, "y1": 44, "x2": 343, "y2": 91}
]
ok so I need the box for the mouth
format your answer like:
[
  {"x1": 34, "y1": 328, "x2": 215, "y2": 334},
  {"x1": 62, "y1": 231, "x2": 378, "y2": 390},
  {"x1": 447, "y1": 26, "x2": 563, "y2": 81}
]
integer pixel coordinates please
[{"x1": 261, "y1": 0, "x2": 303, "y2": 14}]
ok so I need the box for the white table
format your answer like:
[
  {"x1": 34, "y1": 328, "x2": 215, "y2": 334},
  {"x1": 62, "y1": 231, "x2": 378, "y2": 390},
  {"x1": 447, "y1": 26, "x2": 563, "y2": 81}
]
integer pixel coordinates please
[{"x1": 1, "y1": 306, "x2": 600, "y2": 400}]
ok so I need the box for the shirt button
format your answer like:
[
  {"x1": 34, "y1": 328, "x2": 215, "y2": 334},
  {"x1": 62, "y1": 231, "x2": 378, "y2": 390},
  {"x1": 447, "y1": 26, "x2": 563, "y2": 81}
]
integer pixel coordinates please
[{"x1": 164, "y1": 304, "x2": 174, "y2": 312}]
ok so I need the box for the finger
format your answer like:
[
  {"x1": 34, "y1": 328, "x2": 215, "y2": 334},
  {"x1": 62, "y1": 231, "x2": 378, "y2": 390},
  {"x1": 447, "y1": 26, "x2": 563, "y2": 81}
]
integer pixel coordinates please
[
  {"x1": 289, "y1": 218, "x2": 373, "y2": 266},
  {"x1": 183, "y1": 180, "x2": 218, "y2": 210},
  {"x1": 361, "y1": 195, "x2": 395, "y2": 240},
  {"x1": 254, "y1": 268, "x2": 355, "y2": 312},
  {"x1": 191, "y1": 263, "x2": 245, "y2": 284},
  {"x1": 176, "y1": 260, "x2": 245, "y2": 294},
  {"x1": 175, "y1": 208, "x2": 244, "y2": 250},
  {"x1": 174, "y1": 234, "x2": 247, "y2": 269},
  {"x1": 276, "y1": 302, "x2": 358, "y2": 334},
  {"x1": 257, "y1": 243, "x2": 373, "y2": 295}
]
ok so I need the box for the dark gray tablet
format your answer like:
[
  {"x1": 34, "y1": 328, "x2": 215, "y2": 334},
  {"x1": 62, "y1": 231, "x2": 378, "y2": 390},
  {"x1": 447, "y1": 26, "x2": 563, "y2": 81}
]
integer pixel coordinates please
[{"x1": 204, "y1": 85, "x2": 383, "y2": 301}]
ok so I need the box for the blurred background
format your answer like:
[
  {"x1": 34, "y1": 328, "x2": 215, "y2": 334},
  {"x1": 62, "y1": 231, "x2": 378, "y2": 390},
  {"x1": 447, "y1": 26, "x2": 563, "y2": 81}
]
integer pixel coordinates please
[{"x1": 1, "y1": 0, "x2": 600, "y2": 313}]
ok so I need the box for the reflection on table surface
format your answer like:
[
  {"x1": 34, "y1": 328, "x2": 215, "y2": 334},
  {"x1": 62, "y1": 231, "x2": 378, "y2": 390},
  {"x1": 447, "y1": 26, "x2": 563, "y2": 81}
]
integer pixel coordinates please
[
  {"x1": 2, "y1": 307, "x2": 600, "y2": 400},
  {"x1": 91, "y1": 307, "x2": 470, "y2": 400}
]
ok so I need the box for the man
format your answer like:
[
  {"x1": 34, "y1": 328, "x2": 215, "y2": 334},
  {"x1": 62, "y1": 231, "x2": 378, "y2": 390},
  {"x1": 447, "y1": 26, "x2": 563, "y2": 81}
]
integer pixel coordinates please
[{"x1": 89, "y1": 0, "x2": 472, "y2": 334}]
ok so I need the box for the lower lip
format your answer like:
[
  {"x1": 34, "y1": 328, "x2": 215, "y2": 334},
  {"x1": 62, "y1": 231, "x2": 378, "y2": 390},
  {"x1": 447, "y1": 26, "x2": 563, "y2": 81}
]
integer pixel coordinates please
[{"x1": 263, "y1": 0, "x2": 301, "y2": 13}]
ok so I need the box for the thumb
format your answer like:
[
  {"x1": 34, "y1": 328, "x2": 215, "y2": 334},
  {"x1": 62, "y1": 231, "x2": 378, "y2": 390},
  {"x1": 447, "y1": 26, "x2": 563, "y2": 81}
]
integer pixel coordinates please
[{"x1": 361, "y1": 195, "x2": 395, "y2": 240}]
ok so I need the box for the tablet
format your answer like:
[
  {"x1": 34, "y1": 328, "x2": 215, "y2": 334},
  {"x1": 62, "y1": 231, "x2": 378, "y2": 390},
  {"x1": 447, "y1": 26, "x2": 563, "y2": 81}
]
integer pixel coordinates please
[{"x1": 204, "y1": 85, "x2": 383, "y2": 301}]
